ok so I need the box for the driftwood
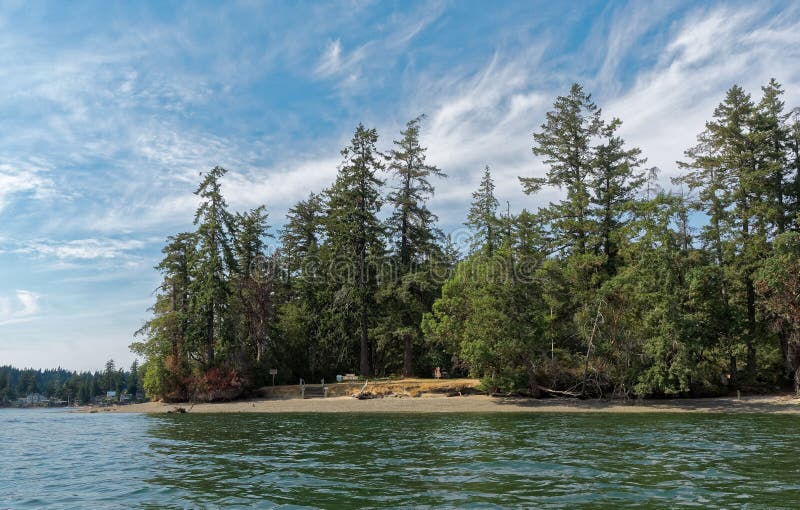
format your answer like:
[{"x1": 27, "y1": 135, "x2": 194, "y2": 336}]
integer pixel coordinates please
[
  {"x1": 353, "y1": 380, "x2": 370, "y2": 399},
  {"x1": 536, "y1": 385, "x2": 581, "y2": 398},
  {"x1": 580, "y1": 299, "x2": 605, "y2": 398}
]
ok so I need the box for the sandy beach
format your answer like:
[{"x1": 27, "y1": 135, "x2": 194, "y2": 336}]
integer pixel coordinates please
[{"x1": 88, "y1": 393, "x2": 800, "y2": 415}]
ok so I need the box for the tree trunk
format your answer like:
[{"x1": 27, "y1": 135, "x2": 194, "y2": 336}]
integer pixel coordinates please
[
  {"x1": 206, "y1": 309, "x2": 215, "y2": 366},
  {"x1": 792, "y1": 341, "x2": 800, "y2": 396},
  {"x1": 359, "y1": 239, "x2": 370, "y2": 377},
  {"x1": 400, "y1": 170, "x2": 411, "y2": 268},
  {"x1": 170, "y1": 285, "x2": 179, "y2": 360},
  {"x1": 402, "y1": 334, "x2": 413, "y2": 378},
  {"x1": 526, "y1": 361, "x2": 540, "y2": 398},
  {"x1": 794, "y1": 366, "x2": 800, "y2": 396},
  {"x1": 360, "y1": 304, "x2": 370, "y2": 377},
  {"x1": 780, "y1": 331, "x2": 790, "y2": 380},
  {"x1": 746, "y1": 276, "x2": 757, "y2": 376}
]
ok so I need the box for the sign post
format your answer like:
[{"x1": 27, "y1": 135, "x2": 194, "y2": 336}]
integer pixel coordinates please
[{"x1": 269, "y1": 368, "x2": 278, "y2": 386}]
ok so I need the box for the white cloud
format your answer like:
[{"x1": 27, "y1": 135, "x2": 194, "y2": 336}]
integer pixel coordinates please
[
  {"x1": 403, "y1": 1, "x2": 800, "y2": 228},
  {"x1": 387, "y1": 0, "x2": 445, "y2": 48},
  {"x1": 606, "y1": 3, "x2": 800, "y2": 184},
  {"x1": 16, "y1": 239, "x2": 145, "y2": 260},
  {"x1": 314, "y1": 38, "x2": 371, "y2": 90},
  {"x1": 224, "y1": 156, "x2": 341, "y2": 212},
  {"x1": 0, "y1": 162, "x2": 54, "y2": 212},
  {"x1": 406, "y1": 49, "x2": 552, "y2": 224},
  {"x1": 316, "y1": 39, "x2": 344, "y2": 77},
  {"x1": 0, "y1": 290, "x2": 41, "y2": 326}
]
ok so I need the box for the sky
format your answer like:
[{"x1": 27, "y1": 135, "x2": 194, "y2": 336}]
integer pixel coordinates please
[{"x1": 1, "y1": 0, "x2": 799, "y2": 372}]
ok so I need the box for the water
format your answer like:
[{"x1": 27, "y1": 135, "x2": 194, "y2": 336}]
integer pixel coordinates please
[{"x1": 1, "y1": 409, "x2": 799, "y2": 508}]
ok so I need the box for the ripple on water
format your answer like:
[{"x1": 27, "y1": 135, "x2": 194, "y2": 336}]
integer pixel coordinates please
[{"x1": 2, "y1": 410, "x2": 800, "y2": 508}]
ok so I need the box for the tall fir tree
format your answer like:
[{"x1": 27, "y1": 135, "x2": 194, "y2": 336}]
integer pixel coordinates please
[
  {"x1": 232, "y1": 206, "x2": 274, "y2": 363},
  {"x1": 381, "y1": 116, "x2": 446, "y2": 376},
  {"x1": 521, "y1": 83, "x2": 603, "y2": 256},
  {"x1": 590, "y1": 118, "x2": 646, "y2": 275},
  {"x1": 191, "y1": 166, "x2": 236, "y2": 367},
  {"x1": 466, "y1": 166, "x2": 499, "y2": 255},
  {"x1": 386, "y1": 115, "x2": 446, "y2": 268},
  {"x1": 325, "y1": 124, "x2": 386, "y2": 376}
]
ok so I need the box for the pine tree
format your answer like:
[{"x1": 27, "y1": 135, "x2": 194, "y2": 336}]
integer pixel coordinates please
[
  {"x1": 678, "y1": 85, "x2": 766, "y2": 377},
  {"x1": 466, "y1": 166, "x2": 499, "y2": 255},
  {"x1": 386, "y1": 115, "x2": 446, "y2": 268},
  {"x1": 277, "y1": 193, "x2": 328, "y2": 380},
  {"x1": 381, "y1": 116, "x2": 446, "y2": 376},
  {"x1": 128, "y1": 360, "x2": 140, "y2": 398},
  {"x1": 521, "y1": 83, "x2": 603, "y2": 256},
  {"x1": 281, "y1": 192, "x2": 325, "y2": 279},
  {"x1": 756, "y1": 232, "x2": 800, "y2": 392},
  {"x1": 159, "y1": 233, "x2": 194, "y2": 363},
  {"x1": 751, "y1": 79, "x2": 790, "y2": 234},
  {"x1": 591, "y1": 118, "x2": 646, "y2": 275},
  {"x1": 789, "y1": 108, "x2": 800, "y2": 221},
  {"x1": 191, "y1": 166, "x2": 236, "y2": 367},
  {"x1": 232, "y1": 206, "x2": 274, "y2": 363},
  {"x1": 325, "y1": 124, "x2": 386, "y2": 376}
]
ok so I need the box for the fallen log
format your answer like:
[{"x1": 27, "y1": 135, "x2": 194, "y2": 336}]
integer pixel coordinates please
[
  {"x1": 537, "y1": 385, "x2": 581, "y2": 398},
  {"x1": 352, "y1": 380, "x2": 370, "y2": 399}
]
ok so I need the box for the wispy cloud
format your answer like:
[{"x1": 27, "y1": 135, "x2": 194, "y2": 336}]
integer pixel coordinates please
[
  {"x1": 0, "y1": 290, "x2": 41, "y2": 326},
  {"x1": 312, "y1": 0, "x2": 444, "y2": 91},
  {"x1": 1, "y1": 0, "x2": 798, "y2": 370},
  {"x1": 15, "y1": 238, "x2": 146, "y2": 260},
  {"x1": 0, "y1": 161, "x2": 54, "y2": 212},
  {"x1": 314, "y1": 38, "x2": 372, "y2": 90},
  {"x1": 386, "y1": 0, "x2": 446, "y2": 48},
  {"x1": 409, "y1": 49, "x2": 553, "y2": 223},
  {"x1": 606, "y1": 3, "x2": 800, "y2": 183}
]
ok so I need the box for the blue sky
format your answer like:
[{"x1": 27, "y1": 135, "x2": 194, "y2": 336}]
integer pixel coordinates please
[{"x1": 1, "y1": 0, "x2": 799, "y2": 372}]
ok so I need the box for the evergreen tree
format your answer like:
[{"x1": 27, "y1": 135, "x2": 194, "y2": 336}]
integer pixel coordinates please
[
  {"x1": 422, "y1": 243, "x2": 546, "y2": 393},
  {"x1": 232, "y1": 206, "x2": 274, "y2": 363},
  {"x1": 756, "y1": 232, "x2": 800, "y2": 392},
  {"x1": 386, "y1": 115, "x2": 446, "y2": 268},
  {"x1": 325, "y1": 124, "x2": 386, "y2": 376},
  {"x1": 753, "y1": 79, "x2": 790, "y2": 234},
  {"x1": 131, "y1": 232, "x2": 195, "y2": 398},
  {"x1": 788, "y1": 108, "x2": 800, "y2": 219},
  {"x1": 281, "y1": 192, "x2": 325, "y2": 278},
  {"x1": 191, "y1": 166, "x2": 235, "y2": 367},
  {"x1": 590, "y1": 118, "x2": 646, "y2": 275},
  {"x1": 277, "y1": 193, "x2": 328, "y2": 381},
  {"x1": 381, "y1": 116, "x2": 446, "y2": 376},
  {"x1": 521, "y1": 83, "x2": 603, "y2": 256},
  {"x1": 128, "y1": 360, "x2": 140, "y2": 397},
  {"x1": 678, "y1": 85, "x2": 764, "y2": 377},
  {"x1": 466, "y1": 166, "x2": 499, "y2": 255}
]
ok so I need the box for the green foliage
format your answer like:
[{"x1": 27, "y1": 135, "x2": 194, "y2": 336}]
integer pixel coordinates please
[
  {"x1": 0, "y1": 363, "x2": 140, "y2": 405},
  {"x1": 466, "y1": 166, "x2": 500, "y2": 255},
  {"x1": 423, "y1": 245, "x2": 546, "y2": 392},
  {"x1": 129, "y1": 81, "x2": 800, "y2": 402},
  {"x1": 142, "y1": 359, "x2": 171, "y2": 400},
  {"x1": 379, "y1": 116, "x2": 447, "y2": 376}
]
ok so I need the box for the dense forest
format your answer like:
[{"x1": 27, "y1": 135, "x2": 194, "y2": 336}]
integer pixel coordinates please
[
  {"x1": 131, "y1": 80, "x2": 800, "y2": 401},
  {"x1": 0, "y1": 360, "x2": 141, "y2": 405}
]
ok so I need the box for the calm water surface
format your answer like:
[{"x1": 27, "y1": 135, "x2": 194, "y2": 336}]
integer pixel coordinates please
[{"x1": 1, "y1": 409, "x2": 799, "y2": 508}]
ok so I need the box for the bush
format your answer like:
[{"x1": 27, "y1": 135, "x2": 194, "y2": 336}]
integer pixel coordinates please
[
  {"x1": 479, "y1": 367, "x2": 528, "y2": 394},
  {"x1": 142, "y1": 359, "x2": 171, "y2": 400}
]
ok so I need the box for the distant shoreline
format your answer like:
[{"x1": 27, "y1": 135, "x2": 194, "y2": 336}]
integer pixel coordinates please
[{"x1": 79, "y1": 393, "x2": 800, "y2": 415}]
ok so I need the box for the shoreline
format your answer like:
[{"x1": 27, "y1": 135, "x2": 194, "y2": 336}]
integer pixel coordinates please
[{"x1": 81, "y1": 393, "x2": 800, "y2": 415}]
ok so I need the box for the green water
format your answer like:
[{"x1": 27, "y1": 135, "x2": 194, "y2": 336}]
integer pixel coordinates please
[{"x1": 1, "y1": 409, "x2": 799, "y2": 508}]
